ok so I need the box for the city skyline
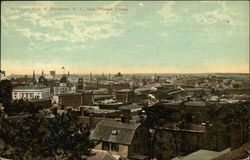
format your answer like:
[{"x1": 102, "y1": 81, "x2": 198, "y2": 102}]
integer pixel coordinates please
[{"x1": 1, "y1": 1, "x2": 249, "y2": 75}]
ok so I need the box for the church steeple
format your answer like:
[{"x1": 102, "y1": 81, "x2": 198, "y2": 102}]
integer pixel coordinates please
[{"x1": 42, "y1": 70, "x2": 44, "y2": 76}]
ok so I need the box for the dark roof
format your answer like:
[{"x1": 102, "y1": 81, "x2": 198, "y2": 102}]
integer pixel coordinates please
[
  {"x1": 13, "y1": 85, "x2": 49, "y2": 90},
  {"x1": 59, "y1": 76, "x2": 68, "y2": 83},
  {"x1": 90, "y1": 120, "x2": 141, "y2": 145}
]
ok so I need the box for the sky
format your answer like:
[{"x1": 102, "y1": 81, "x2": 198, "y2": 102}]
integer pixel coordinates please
[{"x1": 1, "y1": 1, "x2": 249, "y2": 75}]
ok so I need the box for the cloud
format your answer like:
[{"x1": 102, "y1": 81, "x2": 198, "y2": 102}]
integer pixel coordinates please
[
  {"x1": 2, "y1": 1, "x2": 124, "y2": 52},
  {"x1": 192, "y1": 1, "x2": 248, "y2": 35},
  {"x1": 138, "y1": 3, "x2": 144, "y2": 7},
  {"x1": 158, "y1": 2, "x2": 179, "y2": 25}
]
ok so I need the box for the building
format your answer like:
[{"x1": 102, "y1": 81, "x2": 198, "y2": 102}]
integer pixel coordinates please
[
  {"x1": 58, "y1": 92, "x2": 93, "y2": 109},
  {"x1": 50, "y1": 71, "x2": 56, "y2": 79},
  {"x1": 77, "y1": 78, "x2": 84, "y2": 91},
  {"x1": 172, "y1": 148, "x2": 230, "y2": 160},
  {"x1": 38, "y1": 71, "x2": 49, "y2": 86},
  {"x1": 27, "y1": 99, "x2": 52, "y2": 109},
  {"x1": 54, "y1": 76, "x2": 76, "y2": 95},
  {"x1": 162, "y1": 100, "x2": 210, "y2": 113},
  {"x1": 12, "y1": 86, "x2": 50, "y2": 100},
  {"x1": 90, "y1": 120, "x2": 150, "y2": 159},
  {"x1": 10, "y1": 75, "x2": 36, "y2": 87},
  {"x1": 116, "y1": 89, "x2": 135, "y2": 103}
]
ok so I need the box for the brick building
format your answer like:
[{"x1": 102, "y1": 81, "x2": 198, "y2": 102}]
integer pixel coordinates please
[
  {"x1": 58, "y1": 92, "x2": 93, "y2": 109},
  {"x1": 116, "y1": 89, "x2": 135, "y2": 103}
]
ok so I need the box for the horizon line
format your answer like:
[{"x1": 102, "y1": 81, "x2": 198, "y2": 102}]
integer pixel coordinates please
[{"x1": 5, "y1": 72, "x2": 249, "y2": 76}]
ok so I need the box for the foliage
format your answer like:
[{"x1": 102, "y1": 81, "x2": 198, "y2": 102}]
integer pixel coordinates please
[
  {"x1": 144, "y1": 101, "x2": 249, "y2": 159},
  {"x1": 0, "y1": 110, "x2": 95, "y2": 160},
  {"x1": 3, "y1": 100, "x2": 39, "y2": 116},
  {"x1": 0, "y1": 80, "x2": 13, "y2": 108},
  {"x1": 144, "y1": 105, "x2": 177, "y2": 128}
]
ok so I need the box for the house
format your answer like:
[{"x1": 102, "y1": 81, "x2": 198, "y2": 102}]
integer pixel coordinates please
[
  {"x1": 12, "y1": 85, "x2": 50, "y2": 100},
  {"x1": 90, "y1": 120, "x2": 150, "y2": 160}
]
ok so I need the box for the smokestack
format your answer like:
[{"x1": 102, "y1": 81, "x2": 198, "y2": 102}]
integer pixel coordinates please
[
  {"x1": 121, "y1": 113, "x2": 131, "y2": 123},
  {"x1": 79, "y1": 106, "x2": 85, "y2": 116},
  {"x1": 90, "y1": 72, "x2": 93, "y2": 82},
  {"x1": 89, "y1": 113, "x2": 94, "y2": 129}
]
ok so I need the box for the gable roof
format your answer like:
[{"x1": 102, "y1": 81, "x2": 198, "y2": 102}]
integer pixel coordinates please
[{"x1": 90, "y1": 120, "x2": 141, "y2": 145}]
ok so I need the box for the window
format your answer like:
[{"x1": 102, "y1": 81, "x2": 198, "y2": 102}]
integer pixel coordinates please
[
  {"x1": 102, "y1": 142, "x2": 110, "y2": 150},
  {"x1": 111, "y1": 143, "x2": 119, "y2": 151}
]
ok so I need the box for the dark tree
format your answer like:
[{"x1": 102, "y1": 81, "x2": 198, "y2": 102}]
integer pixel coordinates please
[
  {"x1": 0, "y1": 80, "x2": 13, "y2": 107},
  {"x1": 0, "y1": 110, "x2": 95, "y2": 160}
]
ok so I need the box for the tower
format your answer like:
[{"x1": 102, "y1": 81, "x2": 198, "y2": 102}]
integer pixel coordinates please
[
  {"x1": 33, "y1": 70, "x2": 35, "y2": 79},
  {"x1": 90, "y1": 72, "x2": 93, "y2": 82},
  {"x1": 33, "y1": 70, "x2": 36, "y2": 83}
]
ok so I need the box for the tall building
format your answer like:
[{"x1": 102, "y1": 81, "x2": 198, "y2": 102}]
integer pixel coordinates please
[{"x1": 50, "y1": 71, "x2": 56, "y2": 79}]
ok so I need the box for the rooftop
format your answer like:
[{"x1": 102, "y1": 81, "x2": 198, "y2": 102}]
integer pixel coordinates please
[
  {"x1": 13, "y1": 85, "x2": 49, "y2": 90},
  {"x1": 172, "y1": 148, "x2": 230, "y2": 160},
  {"x1": 90, "y1": 120, "x2": 141, "y2": 145},
  {"x1": 87, "y1": 149, "x2": 116, "y2": 160}
]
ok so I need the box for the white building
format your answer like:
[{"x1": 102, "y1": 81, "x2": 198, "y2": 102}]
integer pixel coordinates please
[{"x1": 12, "y1": 86, "x2": 50, "y2": 100}]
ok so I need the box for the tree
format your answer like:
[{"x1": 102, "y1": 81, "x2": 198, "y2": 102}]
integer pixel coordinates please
[
  {"x1": 0, "y1": 80, "x2": 13, "y2": 109},
  {"x1": 3, "y1": 99, "x2": 39, "y2": 116},
  {"x1": 0, "y1": 110, "x2": 95, "y2": 160}
]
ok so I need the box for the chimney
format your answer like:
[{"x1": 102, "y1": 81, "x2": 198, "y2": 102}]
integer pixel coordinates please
[
  {"x1": 79, "y1": 106, "x2": 86, "y2": 116},
  {"x1": 230, "y1": 121, "x2": 243, "y2": 150},
  {"x1": 205, "y1": 121, "x2": 210, "y2": 129},
  {"x1": 89, "y1": 113, "x2": 94, "y2": 129},
  {"x1": 121, "y1": 113, "x2": 131, "y2": 123}
]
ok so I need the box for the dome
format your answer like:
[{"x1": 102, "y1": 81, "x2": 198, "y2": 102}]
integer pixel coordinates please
[{"x1": 60, "y1": 76, "x2": 68, "y2": 83}]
